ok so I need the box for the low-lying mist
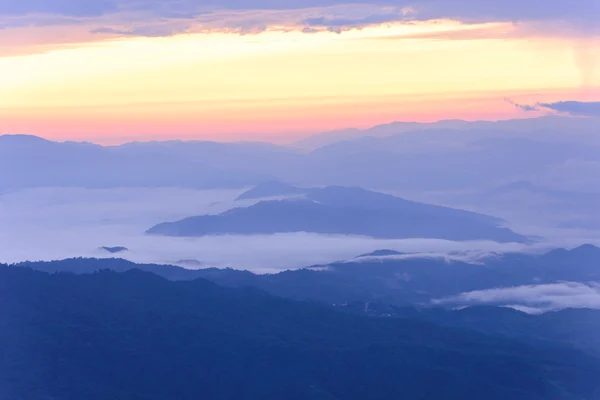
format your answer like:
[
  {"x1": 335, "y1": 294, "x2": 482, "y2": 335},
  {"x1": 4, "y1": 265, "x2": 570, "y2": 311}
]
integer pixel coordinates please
[{"x1": 2, "y1": 187, "x2": 599, "y2": 273}]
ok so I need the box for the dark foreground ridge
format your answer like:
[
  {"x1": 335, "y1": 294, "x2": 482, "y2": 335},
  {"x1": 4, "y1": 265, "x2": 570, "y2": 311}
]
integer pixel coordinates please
[{"x1": 2, "y1": 264, "x2": 600, "y2": 400}]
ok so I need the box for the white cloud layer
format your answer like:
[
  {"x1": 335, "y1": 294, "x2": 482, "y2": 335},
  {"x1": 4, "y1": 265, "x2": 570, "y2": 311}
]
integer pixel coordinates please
[{"x1": 435, "y1": 282, "x2": 600, "y2": 313}]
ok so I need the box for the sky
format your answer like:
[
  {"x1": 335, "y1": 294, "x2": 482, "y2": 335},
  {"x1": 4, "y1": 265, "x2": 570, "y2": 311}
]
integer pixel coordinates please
[{"x1": 1, "y1": 0, "x2": 599, "y2": 143}]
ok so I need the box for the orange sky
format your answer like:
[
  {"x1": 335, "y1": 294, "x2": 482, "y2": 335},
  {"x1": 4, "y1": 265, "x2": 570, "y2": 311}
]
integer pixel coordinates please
[{"x1": 1, "y1": 20, "x2": 599, "y2": 143}]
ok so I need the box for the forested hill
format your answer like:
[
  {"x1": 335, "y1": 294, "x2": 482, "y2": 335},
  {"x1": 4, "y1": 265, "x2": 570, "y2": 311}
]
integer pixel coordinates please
[{"x1": 2, "y1": 265, "x2": 599, "y2": 400}]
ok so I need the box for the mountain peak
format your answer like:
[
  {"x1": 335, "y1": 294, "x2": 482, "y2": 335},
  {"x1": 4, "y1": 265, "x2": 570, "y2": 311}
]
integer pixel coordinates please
[
  {"x1": 235, "y1": 181, "x2": 307, "y2": 201},
  {"x1": 357, "y1": 249, "x2": 405, "y2": 258},
  {"x1": 570, "y1": 244, "x2": 600, "y2": 256},
  {"x1": 99, "y1": 246, "x2": 129, "y2": 254}
]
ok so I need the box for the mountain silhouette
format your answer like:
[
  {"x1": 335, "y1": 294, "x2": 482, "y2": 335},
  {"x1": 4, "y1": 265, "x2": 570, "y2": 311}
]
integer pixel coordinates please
[
  {"x1": 18, "y1": 244, "x2": 600, "y2": 308},
  {"x1": 1, "y1": 265, "x2": 598, "y2": 400},
  {"x1": 149, "y1": 186, "x2": 527, "y2": 242}
]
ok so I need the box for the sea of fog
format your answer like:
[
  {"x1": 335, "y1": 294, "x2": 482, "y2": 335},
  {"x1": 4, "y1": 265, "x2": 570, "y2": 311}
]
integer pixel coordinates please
[{"x1": 1, "y1": 187, "x2": 600, "y2": 273}]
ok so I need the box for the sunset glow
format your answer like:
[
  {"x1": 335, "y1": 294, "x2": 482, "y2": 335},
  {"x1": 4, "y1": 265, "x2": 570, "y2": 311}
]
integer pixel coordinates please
[{"x1": 1, "y1": 7, "x2": 599, "y2": 142}]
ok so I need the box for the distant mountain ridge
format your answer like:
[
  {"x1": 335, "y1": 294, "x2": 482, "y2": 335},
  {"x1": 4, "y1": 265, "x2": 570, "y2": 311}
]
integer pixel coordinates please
[
  {"x1": 295, "y1": 116, "x2": 600, "y2": 149},
  {"x1": 0, "y1": 134, "x2": 275, "y2": 190},
  {"x1": 148, "y1": 185, "x2": 527, "y2": 242},
  {"x1": 3, "y1": 116, "x2": 600, "y2": 196}
]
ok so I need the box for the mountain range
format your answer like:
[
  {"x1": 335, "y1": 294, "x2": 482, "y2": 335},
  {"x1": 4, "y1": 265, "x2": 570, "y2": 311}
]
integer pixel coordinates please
[
  {"x1": 0, "y1": 134, "x2": 272, "y2": 190},
  {"x1": 16, "y1": 244, "x2": 600, "y2": 311},
  {"x1": 2, "y1": 264, "x2": 599, "y2": 399},
  {"x1": 4, "y1": 115, "x2": 600, "y2": 235},
  {"x1": 294, "y1": 115, "x2": 600, "y2": 149},
  {"x1": 3, "y1": 116, "x2": 600, "y2": 193}
]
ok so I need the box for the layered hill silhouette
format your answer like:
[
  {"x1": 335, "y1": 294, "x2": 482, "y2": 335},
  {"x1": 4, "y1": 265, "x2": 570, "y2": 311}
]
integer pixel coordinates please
[
  {"x1": 148, "y1": 185, "x2": 527, "y2": 242},
  {"x1": 4, "y1": 117, "x2": 600, "y2": 195},
  {"x1": 0, "y1": 134, "x2": 271, "y2": 190},
  {"x1": 18, "y1": 244, "x2": 600, "y2": 310},
  {"x1": 2, "y1": 264, "x2": 599, "y2": 400}
]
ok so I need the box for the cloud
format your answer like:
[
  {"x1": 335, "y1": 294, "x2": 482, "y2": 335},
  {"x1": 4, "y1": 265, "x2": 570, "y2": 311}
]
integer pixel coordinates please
[
  {"x1": 90, "y1": 27, "x2": 124, "y2": 34},
  {"x1": 91, "y1": 21, "x2": 192, "y2": 36},
  {"x1": 538, "y1": 101, "x2": 600, "y2": 117},
  {"x1": 301, "y1": 9, "x2": 409, "y2": 31},
  {"x1": 2, "y1": 0, "x2": 600, "y2": 39},
  {"x1": 409, "y1": 0, "x2": 599, "y2": 28},
  {"x1": 0, "y1": 0, "x2": 117, "y2": 17},
  {"x1": 3, "y1": 0, "x2": 599, "y2": 22},
  {"x1": 500, "y1": 100, "x2": 600, "y2": 117},
  {"x1": 504, "y1": 98, "x2": 540, "y2": 112},
  {"x1": 349, "y1": 249, "x2": 502, "y2": 264},
  {"x1": 434, "y1": 282, "x2": 600, "y2": 312}
]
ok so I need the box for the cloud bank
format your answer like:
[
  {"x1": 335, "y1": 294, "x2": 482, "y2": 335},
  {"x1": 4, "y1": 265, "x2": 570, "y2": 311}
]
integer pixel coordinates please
[
  {"x1": 2, "y1": 0, "x2": 599, "y2": 39},
  {"x1": 504, "y1": 98, "x2": 540, "y2": 113},
  {"x1": 538, "y1": 101, "x2": 600, "y2": 117},
  {"x1": 3, "y1": 0, "x2": 599, "y2": 22},
  {"x1": 503, "y1": 101, "x2": 600, "y2": 118},
  {"x1": 434, "y1": 282, "x2": 600, "y2": 313}
]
